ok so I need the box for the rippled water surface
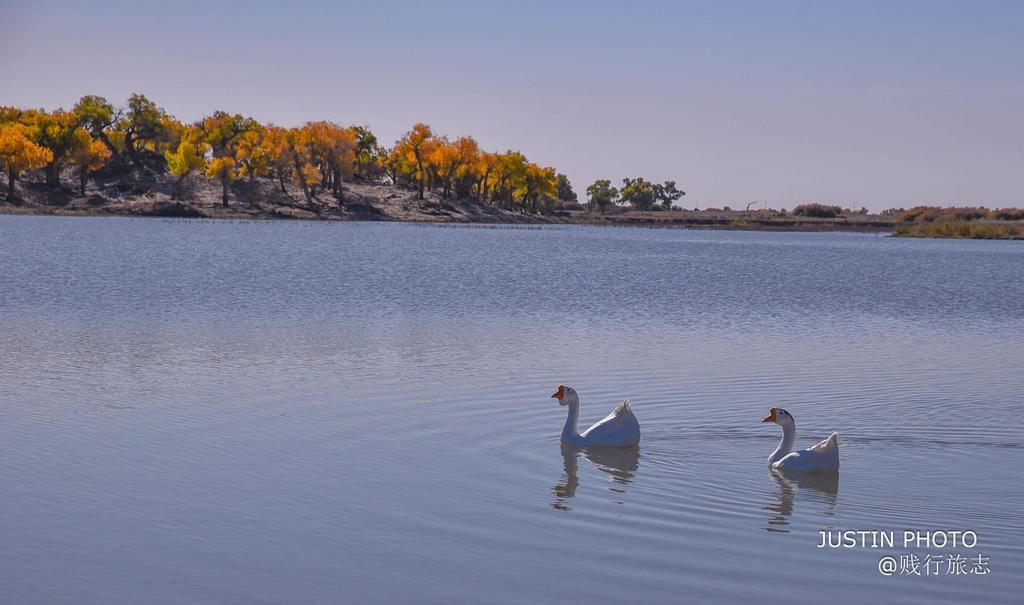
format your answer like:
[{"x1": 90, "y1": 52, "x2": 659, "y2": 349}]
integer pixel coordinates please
[{"x1": 1, "y1": 216, "x2": 1022, "y2": 604}]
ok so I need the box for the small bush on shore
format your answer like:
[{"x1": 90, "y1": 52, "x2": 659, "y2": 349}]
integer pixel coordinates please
[
  {"x1": 990, "y1": 207, "x2": 1024, "y2": 221},
  {"x1": 793, "y1": 203, "x2": 842, "y2": 218},
  {"x1": 899, "y1": 206, "x2": 989, "y2": 223},
  {"x1": 893, "y1": 221, "x2": 1023, "y2": 239}
]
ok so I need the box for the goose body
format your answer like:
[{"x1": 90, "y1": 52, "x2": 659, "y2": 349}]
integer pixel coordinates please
[
  {"x1": 552, "y1": 385, "x2": 640, "y2": 448},
  {"x1": 761, "y1": 407, "x2": 839, "y2": 472}
]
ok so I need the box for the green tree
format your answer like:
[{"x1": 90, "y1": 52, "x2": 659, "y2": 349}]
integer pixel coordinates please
[
  {"x1": 620, "y1": 177, "x2": 656, "y2": 210},
  {"x1": 201, "y1": 111, "x2": 259, "y2": 159},
  {"x1": 73, "y1": 95, "x2": 116, "y2": 152},
  {"x1": 654, "y1": 180, "x2": 685, "y2": 209},
  {"x1": 586, "y1": 179, "x2": 619, "y2": 213},
  {"x1": 118, "y1": 93, "x2": 167, "y2": 167},
  {"x1": 352, "y1": 125, "x2": 379, "y2": 178},
  {"x1": 555, "y1": 173, "x2": 577, "y2": 202},
  {"x1": 521, "y1": 164, "x2": 557, "y2": 213}
]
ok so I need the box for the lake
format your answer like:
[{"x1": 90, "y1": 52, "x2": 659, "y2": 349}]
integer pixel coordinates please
[{"x1": 1, "y1": 215, "x2": 1022, "y2": 604}]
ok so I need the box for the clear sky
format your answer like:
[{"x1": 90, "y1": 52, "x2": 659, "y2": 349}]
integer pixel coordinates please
[{"x1": 3, "y1": 0, "x2": 1022, "y2": 210}]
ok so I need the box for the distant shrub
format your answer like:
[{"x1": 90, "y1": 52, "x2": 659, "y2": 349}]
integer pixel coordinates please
[
  {"x1": 893, "y1": 221, "x2": 1023, "y2": 239},
  {"x1": 793, "y1": 203, "x2": 842, "y2": 218},
  {"x1": 946, "y1": 207, "x2": 988, "y2": 221},
  {"x1": 990, "y1": 207, "x2": 1024, "y2": 221},
  {"x1": 899, "y1": 206, "x2": 937, "y2": 222},
  {"x1": 900, "y1": 206, "x2": 989, "y2": 223}
]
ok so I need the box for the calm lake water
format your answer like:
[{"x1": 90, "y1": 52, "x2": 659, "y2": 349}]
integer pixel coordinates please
[{"x1": 1, "y1": 215, "x2": 1022, "y2": 604}]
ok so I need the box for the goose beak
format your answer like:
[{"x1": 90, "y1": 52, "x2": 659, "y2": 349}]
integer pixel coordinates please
[
  {"x1": 761, "y1": 408, "x2": 777, "y2": 423},
  {"x1": 550, "y1": 385, "x2": 565, "y2": 400}
]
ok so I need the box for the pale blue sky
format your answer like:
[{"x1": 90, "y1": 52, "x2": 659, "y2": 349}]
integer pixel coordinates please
[{"x1": 3, "y1": 0, "x2": 1022, "y2": 209}]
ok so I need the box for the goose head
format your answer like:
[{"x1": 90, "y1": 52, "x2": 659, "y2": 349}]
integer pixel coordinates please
[
  {"x1": 551, "y1": 385, "x2": 580, "y2": 406},
  {"x1": 762, "y1": 407, "x2": 795, "y2": 428}
]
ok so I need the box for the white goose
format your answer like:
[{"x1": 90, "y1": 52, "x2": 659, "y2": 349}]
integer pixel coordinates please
[
  {"x1": 552, "y1": 385, "x2": 640, "y2": 447},
  {"x1": 761, "y1": 407, "x2": 839, "y2": 472}
]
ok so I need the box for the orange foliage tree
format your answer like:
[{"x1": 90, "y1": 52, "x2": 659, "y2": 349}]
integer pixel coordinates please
[
  {"x1": 2, "y1": 94, "x2": 585, "y2": 215},
  {"x1": 394, "y1": 123, "x2": 435, "y2": 199},
  {"x1": 0, "y1": 122, "x2": 54, "y2": 200}
]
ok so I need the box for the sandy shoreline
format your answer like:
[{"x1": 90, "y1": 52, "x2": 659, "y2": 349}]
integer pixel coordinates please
[
  {"x1": 1, "y1": 178, "x2": 896, "y2": 232},
  {"x1": 3, "y1": 169, "x2": 1020, "y2": 238}
]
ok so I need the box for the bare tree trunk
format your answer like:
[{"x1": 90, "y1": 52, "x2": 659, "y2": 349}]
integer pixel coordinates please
[
  {"x1": 46, "y1": 162, "x2": 60, "y2": 187},
  {"x1": 80, "y1": 167, "x2": 88, "y2": 196},
  {"x1": 221, "y1": 180, "x2": 229, "y2": 206},
  {"x1": 414, "y1": 155, "x2": 426, "y2": 200},
  {"x1": 292, "y1": 153, "x2": 314, "y2": 209},
  {"x1": 7, "y1": 170, "x2": 16, "y2": 201},
  {"x1": 171, "y1": 170, "x2": 193, "y2": 201}
]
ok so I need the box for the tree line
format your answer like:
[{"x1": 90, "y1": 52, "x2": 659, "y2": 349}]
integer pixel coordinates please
[
  {"x1": 0, "y1": 93, "x2": 585, "y2": 212},
  {"x1": 585, "y1": 178, "x2": 685, "y2": 212}
]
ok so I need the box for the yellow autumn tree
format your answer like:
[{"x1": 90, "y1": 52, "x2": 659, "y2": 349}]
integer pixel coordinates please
[
  {"x1": 260, "y1": 126, "x2": 292, "y2": 193},
  {"x1": 205, "y1": 156, "x2": 236, "y2": 207},
  {"x1": 69, "y1": 128, "x2": 112, "y2": 195},
  {"x1": 491, "y1": 151, "x2": 529, "y2": 209},
  {"x1": 384, "y1": 145, "x2": 415, "y2": 188},
  {"x1": 286, "y1": 125, "x2": 321, "y2": 208},
  {"x1": 73, "y1": 95, "x2": 117, "y2": 155},
  {"x1": 449, "y1": 137, "x2": 480, "y2": 199},
  {"x1": 302, "y1": 121, "x2": 357, "y2": 200},
  {"x1": 329, "y1": 126, "x2": 358, "y2": 199},
  {"x1": 235, "y1": 127, "x2": 270, "y2": 181},
  {"x1": 0, "y1": 123, "x2": 54, "y2": 200},
  {"x1": 201, "y1": 111, "x2": 258, "y2": 159},
  {"x1": 33, "y1": 109, "x2": 81, "y2": 187},
  {"x1": 471, "y1": 151, "x2": 498, "y2": 202},
  {"x1": 165, "y1": 126, "x2": 209, "y2": 200},
  {"x1": 394, "y1": 123, "x2": 436, "y2": 199},
  {"x1": 156, "y1": 115, "x2": 185, "y2": 156},
  {"x1": 426, "y1": 136, "x2": 482, "y2": 199},
  {"x1": 521, "y1": 164, "x2": 558, "y2": 213},
  {"x1": 3, "y1": 93, "x2": 592, "y2": 217}
]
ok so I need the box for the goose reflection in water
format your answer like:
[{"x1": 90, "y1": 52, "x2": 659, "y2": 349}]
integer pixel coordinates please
[
  {"x1": 551, "y1": 443, "x2": 641, "y2": 511},
  {"x1": 764, "y1": 468, "x2": 839, "y2": 532}
]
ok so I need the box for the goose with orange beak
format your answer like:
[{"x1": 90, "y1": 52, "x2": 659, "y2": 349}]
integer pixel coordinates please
[
  {"x1": 551, "y1": 385, "x2": 640, "y2": 447},
  {"x1": 761, "y1": 407, "x2": 839, "y2": 472}
]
